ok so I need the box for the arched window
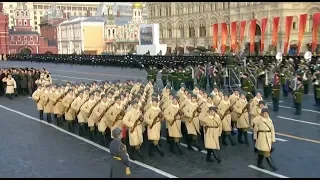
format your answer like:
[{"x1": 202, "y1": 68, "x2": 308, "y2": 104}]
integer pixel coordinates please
[
  {"x1": 21, "y1": 11, "x2": 24, "y2": 16},
  {"x1": 30, "y1": 36, "x2": 33, "y2": 41},
  {"x1": 178, "y1": 24, "x2": 184, "y2": 38},
  {"x1": 24, "y1": 20, "x2": 27, "y2": 26},
  {"x1": 138, "y1": 11, "x2": 140, "y2": 16},
  {"x1": 135, "y1": 11, "x2": 136, "y2": 16},
  {"x1": 18, "y1": 36, "x2": 21, "y2": 41},
  {"x1": 18, "y1": 20, "x2": 22, "y2": 26},
  {"x1": 25, "y1": 12, "x2": 28, "y2": 16},
  {"x1": 24, "y1": 36, "x2": 27, "y2": 41},
  {"x1": 108, "y1": 29, "x2": 110, "y2": 36},
  {"x1": 167, "y1": 23, "x2": 172, "y2": 38},
  {"x1": 16, "y1": 11, "x2": 19, "y2": 16},
  {"x1": 199, "y1": 20, "x2": 206, "y2": 37},
  {"x1": 188, "y1": 20, "x2": 195, "y2": 37}
]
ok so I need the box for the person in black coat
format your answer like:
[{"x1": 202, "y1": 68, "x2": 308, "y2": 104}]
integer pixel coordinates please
[{"x1": 109, "y1": 128, "x2": 131, "y2": 178}]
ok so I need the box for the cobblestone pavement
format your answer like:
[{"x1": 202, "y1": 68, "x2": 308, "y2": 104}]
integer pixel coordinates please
[{"x1": 0, "y1": 61, "x2": 320, "y2": 178}]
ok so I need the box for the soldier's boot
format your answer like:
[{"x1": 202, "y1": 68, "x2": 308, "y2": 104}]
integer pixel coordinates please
[
  {"x1": 136, "y1": 148, "x2": 144, "y2": 160},
  {"x1": 187, "y1": 135, "x2": 194, "y2": 151},
  {"x1": 53, "y1": 114, "x2": 57, "y2": 125},
  {"x1": 148, "y1": 143, "x2": 155, "y2": 157},
  {"x1": 89, "y1": 130, "x2": 96, "y2": 141},
  {"x1": 9, "y1": 94, "x2": 13, "y2": 100},
  {"x1": 166, "y1": 129, "x2": 170, "y2": 144},
  {"x1": 169, "y1": 141, "x2": 176, "y2": 154},
  {"x1": 192, "y1": 139, "x2": 202, "y2": 152},
  {"x1": 227, "y1": 134, "x2": 236, "y2": 146},
  {"x1": 78, "y1": 125, "x2": 83, "y2": 136},
  {"x1": 39, "y1": 110, "x2": 44, "y2": 120},
  {"x1": 175, "y1": 142, "x2": 184, "y2": 155},
  {"x1": 222, "y1": 133, "x2": 228, "y2": 146},
  {"x1": 101, "y1": 133, "x2": 108, "y2": 147},
  {"x1": 212, "y1": 150, "x2": 222, "y2": 164},
  {"x1": 155, "y1": 144, "x2": 165, "y2": 157},
  {"x1": 68, "y1": 122, "x2": 72, "y2": 132},
  {"x1": 244, "y1": 132, "x2": 250, "y2": 146},
  {"x1": 266, "y1": 157, "x2": 278, "y2": 171},
  {"x1": 238, "y1": 131, "x2": 244, "y2": 144},
  {"x1": 257, "y1": 154, "x2": 265, "y2": 169},
  {"x1": 47, "y1": 114, "x2": 52, "y2": 123},
  {"x1": 206, "y1": 149, "x2": 214, "y2": 162}
]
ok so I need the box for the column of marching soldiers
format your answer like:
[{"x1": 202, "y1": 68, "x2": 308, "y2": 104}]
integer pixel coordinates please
[{"x1": 0, "y1": 55, "x2": 320, "y2": 172}]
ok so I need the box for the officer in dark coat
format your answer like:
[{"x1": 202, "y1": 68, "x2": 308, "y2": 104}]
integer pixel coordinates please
[
  {"x1": 271, "y1": 72, "x2": 281, "y2": 111},
  {"x1": 20, "y1": 70, "x2": 29, "y2": 96},
  {"x1": 109, "y1": 128, "x2": 131, "y2": 178}
]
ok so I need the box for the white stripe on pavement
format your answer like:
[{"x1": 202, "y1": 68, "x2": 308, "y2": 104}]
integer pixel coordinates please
[
  {"x1": 57, "y1": 69, "x2": 145, "y2": 79},
  {"x1": 277, "y1": 116, "x2": 320, "y2": 126},
  {"x1": 267, "y1": 103, "x2": 320, "y2": 114},
  {"x1": 0, "y1": 104, "x2": 177, "y2": 178},
  {"x1": 248, "y1": 165, "x2": 289, "y2": 178}
]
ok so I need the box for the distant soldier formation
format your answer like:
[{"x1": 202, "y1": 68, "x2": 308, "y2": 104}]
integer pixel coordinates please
[{"x1": 1, "y1": 51, "x2": 320, "y2": 175}]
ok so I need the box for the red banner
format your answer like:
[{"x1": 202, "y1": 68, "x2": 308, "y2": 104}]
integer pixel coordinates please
[
  {"x1": 212, "y1": 24, "x2": 218, "y2": 49},
  {"x1": 230, "y1": 21, "x2": 237, "y2": 53},
  {"x1": 298, "y1": 14, "x2": 307, "y2": 54},
  {"x1": 221, "y1": 23, "x2": 228, "y2": 54},
  {"x1": 260, "y1": 18, "x2": 268, "y2": 52},
  {"x1": 239, "y1": 20, "x2": 246, "y2": 45},
  {"x1": 249, "y1": 19, "x2": 257, "y2": 54},
  {"x1": 283, "y1": 16, "x2": 293, "y2": 54},
  {"x1": 272, "y1": 17, "x2": 280, "y2": 47},
  {"x1": 312, "y1": 12, "x2": 320, "y2": 52}
]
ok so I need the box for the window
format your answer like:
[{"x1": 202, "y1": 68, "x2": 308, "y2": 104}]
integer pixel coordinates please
[
  {"x1": 35, "y1": 26, "x2": 38, "y2": 30},
  {"x1": 159, "y1": 8, "x2": 162, "y2": 16},
  {"x1": 18, "y1": 36, "x2": 21, "y2": 41},
  {"x1": 108, "y1": 29, "x2": 110, "y2": 36},
  {"x1": 16, "y1": 11, "x2": 20, "y2": 16},
  {"x1": 24, "y1": 20, "x2": 27, "y2": 26},
  {"x1": 138, "y1": 12, "x2": 140, "y2": 16},
  {"x1": 10, "y1": 5, "x2": 13, "y2": 8},
  {"x1": 293, "y1": 22, "x2": 297, "y2": 30},
  {"x1": 18, "y1": 20, "x2": 22, "y2": 26},
  {"x1": 30, "y1": 36, "x2": 33, "y2": 41},
  {"x1": 135, "y1": 11, "x2": 136, "y2": 16},
  {"x1": 25, "y1": 12, "x2": 28, "y2": 16},
  {"x1": 112, "y1": 29, "x2": 115, "y2": 36},
  {"x1": 10, "y1": 10, "x2": 13, "y2": 13},
  {"x1": 24, "y1": 36, "x2": 27, "y2": 41},
  {"x1": 38, "y1": 5, "x2": 43, "y2": 9}
]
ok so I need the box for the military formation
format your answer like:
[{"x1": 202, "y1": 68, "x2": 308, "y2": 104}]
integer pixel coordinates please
[{"x1": 2, "y1": 52, "x2": 320, "y2": 177}]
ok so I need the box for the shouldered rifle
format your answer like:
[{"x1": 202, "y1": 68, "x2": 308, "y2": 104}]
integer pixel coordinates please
[
  {"x1": 150, "y1": 111, "x2": 163, "y2": 129},
  {"x1": 238, "y1": 99, "x2": 252, "y2": 118},
  {"x1": 76, "y1": 98, "x2": 90, "y2": 116},
  {"x1": 221, "y1": 101, "x2": 237, "y2": 120},
  {"x1": 97, "y1": 101, "x2": 116, "y2": 123},
  {"x1": 88, "y1": 99, "x2": 103, "y2": 116},
  {"x1": 170, "y1": 109, "x2": 184, "y2": 126},
  {"x1": 54, "y1": 91, "x2": 68, "y2": 106},
  {"x1": 130, "y1": 115, "x2": 144, "y2": 133}
]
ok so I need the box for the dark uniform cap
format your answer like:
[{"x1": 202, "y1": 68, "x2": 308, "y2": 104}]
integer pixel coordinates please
[
  {"x1": 67, "y1": 89, "x2": 73, "y2": 93},
  {"x1": 78, "y1": 90, "x2": 84, "y2": 94},
  {"x1": 166, "y1": 84, "x2": 171, "y2": 89},
  {"x1": 209, "y1": 106, "x2": 217, "y2": 111},
  {"x1": 259, "y1": 100, "x2": 266, "y2": 105},
  {"x1": 120, "y1": 93, "x2": 125, "y2": 97},
  {"x1": 152, "y1": 97, "x2": 159, "y2": 102},
  {"x1": 200, "y1": 88, "x2": 205, "y2": 92},
  {"x1": 261, "y1": 108, "x2": 269, "y2": 114},
  {"x1": 172, "y1": 96, "x2": 178, "y2": 100},
  {"x1": 85, "y1": 88, "x2": 90, "y2": 91},
  {"x1": 130, "y1": 100, "x2": 138, "y2": 105},
  {"x1": 112, "y1": 128, "x2": 122, "y2": 139},
  {"x1": 108, "y1": 91, "x2": 114, "y2": 95},
  {"x1": 95, "y1": 90, "x2": 101, "y2": 93},
  {"x1": 180, "y1": 83, "x2": 186, "y2": 88},
  {"x1": 134, "y1": 95, "x2": 140, "y2": 99},
  {"x1": 191, "y1": 94, "x2": 197, "y2": 98},
  {"x1": 89, "y1": 92, "x2": 95, "y2": 96},
  {"x1": 45, "y1": 85, "x2": 50, "y2": 88},
  {"x1": 101, "y1": 94, "x2": 107, "y2": 99},
  {"x1": 114, "y1": 96, "x2": 121, "y2": 100},
  {"x1": 92, "y1": 81, "x2": 97, "y2": 84},
  {"x1": 244, "y1": 73, "x2": 249, "y2": 76}
]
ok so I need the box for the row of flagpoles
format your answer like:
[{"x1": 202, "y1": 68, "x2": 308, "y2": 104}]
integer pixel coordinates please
[{"x1": 212, "y1": 12, "x2": 320, "y2": 54}]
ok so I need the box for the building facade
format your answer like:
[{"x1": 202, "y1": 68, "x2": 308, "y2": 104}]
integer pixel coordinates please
[
  {"x1": 8, "y1": 2, "x2": 57, "y2": 54},
  {"x1": 2, "y1": 2, "x2": 147, "y2": 33},
  {"x1": 57, "y1": 16, "x2": 105, "y2": 55},
  {"x1": 0, "y1": 3, "x2": 9, "y2": 55},
  {"x1": 104, "y1": 2, "x2": 147, "y2": 54},
  {"x1": 147, "y1": 2, "x2": 320, "y2": 54}
]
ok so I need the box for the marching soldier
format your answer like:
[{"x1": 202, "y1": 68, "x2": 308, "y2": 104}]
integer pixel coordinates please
[
  {"x1": 253, "y1": 108, "x2": 277, "y2": 171},
  {"x1": 144, "y1": 97, "x2": 165, "y2": 157},
  {"x1": 241, "y1": 73, "x2": 254, "y2": 101},
  {"x1": 32, "y1": 85, "x2": 45, "y2": 120},
  {"x1": 182, "y1": 94, "x2": 202, "y2": 152},
  {"x1": 161, "y1": 68, "x2": 168, "y2": 87},
  {"x1": 53, "y1": 85, "x2": 65, "y2": 126},
  {"x1": 122, "y1": 100, "x2": 144, "y2": 160},
  {"x1": 229, "y1": 91, "x2": 240, "y2": 134},
  {"x1": 41, "y1": 85, "x2": 52, "y2": 123},
  {"x1": 233, "y1": 94, "x2": 250, "y2": 145},
  {"x1": 164, "y1": 96, "x2": 184, "y2": 155},
  {"x1": 201, "y1": 106, "x2": 222, "y2": 163},
  {"x1": 293, "y1": 78, "x2": 304, "y2": 115},
  {"x1": 109, "y1": 128, "x2": 131, "y2": 178},
  {"x1": 271, "y1": 73, "x2": 281, "y2": 111},
  {"x1": 70, "y1": 90, "x2": 87, "y2": 132},
  {"x1": 217, "y1": 94, "x2": 235, "y2": 146},
  {"x1": 280, "y1": 67, "x2": 290, "y2": 97},
  {"x1": 249, "y1": 92, "x2": 263, "y2": 120},
  {"x1": 77, "y1": 93, "x2": 96, "y2": 135},
  {"x1": 62, "y1": 89, "x2": 76, "y2": 129}
]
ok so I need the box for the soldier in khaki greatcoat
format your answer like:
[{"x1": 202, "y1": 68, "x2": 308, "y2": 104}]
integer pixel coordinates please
[
  {"x1": 253, "y1": 108, "x2": 277, "y2": 171},
  {"x1": 164, "y1": 96, "x2": 184, "y2": 155},
  {"x1": 217, "y1": 94, "x2": 235, "y2": 146},
  {"x1": 88, "y1": 94, "x2": 109, "y2": 138},
  {"x1": 122, "y1": 100, "x2": 144, "y2": 161},
  {"x1": 77, "y1": 93, "x2": 96, "y2": 135},
  {"x1": 213, "y1": 91, "x2": 223, "y2": 106},
  {"x1": 2, "y1": 74, "x2": 17, "y2": 99},
  {"x1": 229, "y1": 90, "x2": 240, "y2": 133},
  {"x1": 106, "y1": 96, "x2": 126, "y2": 140},
  {"x1": 32, "y1": 85, "x2": 45, "y2": 120},
  {"x1": 144, "y1": 97, "x2": 165, "y2": 157},
  {"x1": 53, "y1": 86, "x2": 65, "y2": 125},
  {"x1": 40, "y1": 85, "x2": 52, "y2": 122},
  {"x1": 70, "y1": 91, "x2": 87, "y2": 134},
  {"x1": 62, "y1": 90, "x2": 76, "y2": 131},
  {"x1": 182, "y1": 94, "x2": 201, "y2": 152},
  {"x1": 232, "y1": 94, "x2": 250, "y2": 145},
  {"x1": 201, "y1": 106, "x2": 222, "y2": 163}
]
